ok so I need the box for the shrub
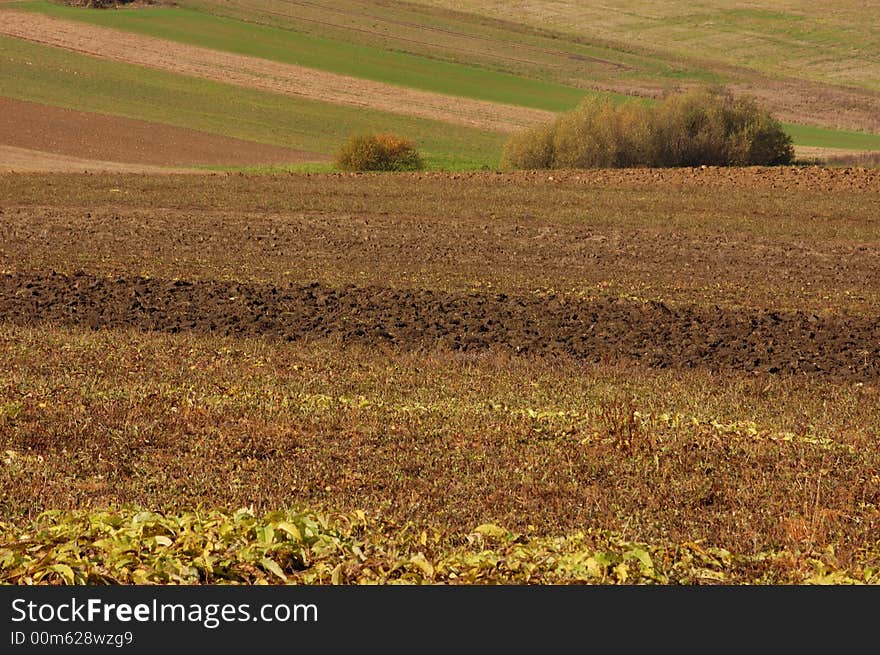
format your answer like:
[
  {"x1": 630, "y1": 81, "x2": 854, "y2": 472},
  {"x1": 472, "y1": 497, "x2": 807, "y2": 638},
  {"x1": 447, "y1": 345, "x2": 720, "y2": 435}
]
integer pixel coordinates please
[
  {"x1": 501, "y1": 88, "x2": 793, "y2": 169},
  {"x1": 500, "y1": 123, "x2": 555, "y2": 170},
  {"x1": 553, "y1": 97, "x2": 654, "y2": 168},
  {"x1": 335, "y1": 133, "x2": 424, "y2": 172},
  {"x1": 650, "y1": 89, "x2": 793, "y2": 167}
]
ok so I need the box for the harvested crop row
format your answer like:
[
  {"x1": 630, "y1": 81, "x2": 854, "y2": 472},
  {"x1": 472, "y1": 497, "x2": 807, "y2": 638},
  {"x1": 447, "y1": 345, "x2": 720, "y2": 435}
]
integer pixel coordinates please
[{"x1": 2, "y1": 271, "x2": 878, "y2": 380}]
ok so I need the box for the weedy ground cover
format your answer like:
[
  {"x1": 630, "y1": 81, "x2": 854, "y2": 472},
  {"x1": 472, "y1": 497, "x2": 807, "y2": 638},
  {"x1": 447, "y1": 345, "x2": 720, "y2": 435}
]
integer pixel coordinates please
[{"x1": 1, "y1": 326, "x2": 878, "y2": 582}]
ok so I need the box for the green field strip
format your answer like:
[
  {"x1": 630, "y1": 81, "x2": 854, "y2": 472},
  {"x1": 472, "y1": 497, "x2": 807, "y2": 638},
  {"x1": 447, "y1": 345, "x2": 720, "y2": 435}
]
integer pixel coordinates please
[
  {"x1": 782, "y1": 123, "x2": 880, "y2": 152},
  {"x1": 180, "y1": 0, "x2": 687, "y2": 89},
  {"x1": 16, "y1": 1, "x2": 593, "y2": 112},
  {"x1": 12, "y1": 2, "x2": 880, "y2": 152},
  {"x1": 0, "y1": 35, "x2": 505, "y2": 169}
]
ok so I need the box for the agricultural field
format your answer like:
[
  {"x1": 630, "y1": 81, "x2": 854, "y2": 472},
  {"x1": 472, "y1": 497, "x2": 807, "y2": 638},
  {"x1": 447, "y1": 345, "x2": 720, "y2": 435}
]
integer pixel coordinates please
[
  {"x1": 0, "y1": 1, "x2": 879, "y2": 586},
  {"x1": 2, "y1": 0, "x2": 880, "y2": 173},
  {"x1": 1, "y1": 169, "x2": 879, "y2": 584}
]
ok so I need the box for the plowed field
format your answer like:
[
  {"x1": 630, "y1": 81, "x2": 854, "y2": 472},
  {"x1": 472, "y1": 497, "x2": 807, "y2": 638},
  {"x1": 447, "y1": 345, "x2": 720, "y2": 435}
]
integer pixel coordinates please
[
  {"x1": 2, "y1": 167, "x2": 879, "y2": 570},
  {"x1": 1, "y1": 167, "x2": 878, "y2": 380},
  {"x1": 2, "y1": 271, "x2": 878, "y2": 381}
]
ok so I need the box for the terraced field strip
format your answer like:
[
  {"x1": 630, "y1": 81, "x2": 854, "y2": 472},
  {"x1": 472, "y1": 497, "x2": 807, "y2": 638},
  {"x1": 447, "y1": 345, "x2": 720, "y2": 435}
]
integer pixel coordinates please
[
  {"x1": 16, "y1": 2, "x2": 880, "y2": 146},
  {"x1": 0, "y1": 145, "x2": 201, "y2": 173},
  {"x1": 417, "y1": 0, "x2": 880, "y2": 92},
  {"x1": 176, "y1": 0, "x2": 880, "y2": 136},
  {"x1": 16, "y1": 1, "x2": 594, "y2": 112},
  {"x1": 0, "y1": 96, "x2": 328, "y2": 168},
  {"x1": 0, "y1": 35, "x2": 506, "y2": 169},
  {"x1": 0, "y1": 10, "x2": 554, "y2": 133}
]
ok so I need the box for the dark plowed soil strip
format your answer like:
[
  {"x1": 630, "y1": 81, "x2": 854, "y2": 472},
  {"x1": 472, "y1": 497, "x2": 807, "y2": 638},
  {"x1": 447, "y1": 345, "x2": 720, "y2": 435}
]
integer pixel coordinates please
[{"x1": 2, "y1": 271, "x2": 878, "y2": 380}]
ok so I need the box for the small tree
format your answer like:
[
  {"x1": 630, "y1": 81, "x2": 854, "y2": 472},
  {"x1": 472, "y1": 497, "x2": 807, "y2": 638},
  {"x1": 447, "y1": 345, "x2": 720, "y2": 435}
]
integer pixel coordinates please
[{"x1": 335, "y1": 133, "x2": 424, "y2": 172}]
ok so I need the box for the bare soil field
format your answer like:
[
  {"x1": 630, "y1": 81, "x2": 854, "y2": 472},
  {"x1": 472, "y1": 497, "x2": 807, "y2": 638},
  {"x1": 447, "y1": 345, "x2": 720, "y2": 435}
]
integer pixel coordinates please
[
  {"x1": 2, "y1": 167, "x2": 878, "y2": 313},
  {"x1": 1, "y1": 167, "x2": 878, "y2": 380},
  {"x1": 0, "y1": 97, "x2": 328, "y2": 168},
  {"x1": 0, "y1": 10, "x2": 553, "y2": 132}
]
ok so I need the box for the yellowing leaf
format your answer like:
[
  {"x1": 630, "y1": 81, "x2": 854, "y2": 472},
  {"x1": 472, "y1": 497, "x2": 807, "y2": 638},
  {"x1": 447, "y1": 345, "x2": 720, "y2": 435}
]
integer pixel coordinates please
[
  {"x1": 260, "y1": 557, "x2": 287, "y2": 582},
  {"x1": 585, "y1": 557, "x2": 603, "y2": 578},
  {"x1": 258, "y1": 526, "x2": 275, "y2": 545},
  {"x1": 50, "y1": 563, "x2": 75, "y2": 585},
  {"x1": 627, "y1": 547, "x2": 654, "y2": 573},
  {"x1": 154, "y1": 536, "x2": 173, "y2": 547},
  {"x1": 410, "y1": 553, "x2": 434, "y2": 578},
  {"x1": 473, "y1": 524, "x2": 507, "y2": 539},
  {"x1": 275, "y1": 522, "x2": 302, "y2": 542}
]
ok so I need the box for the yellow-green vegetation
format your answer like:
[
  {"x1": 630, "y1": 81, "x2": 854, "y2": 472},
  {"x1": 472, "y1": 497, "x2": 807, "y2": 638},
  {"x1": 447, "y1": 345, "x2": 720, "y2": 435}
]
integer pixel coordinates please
[
  {"x1": 502, "y1": 89, "x2": 793, "y2": 169},
  {"x1": 335, "y1": 134, "x2": 424, "y2": 172},
  {"x1": 2, "y1": 507, "x2": 876, "y2": 584},
  {"x1": 415, "y1": 0, "x2": 880, "y2": 93}
]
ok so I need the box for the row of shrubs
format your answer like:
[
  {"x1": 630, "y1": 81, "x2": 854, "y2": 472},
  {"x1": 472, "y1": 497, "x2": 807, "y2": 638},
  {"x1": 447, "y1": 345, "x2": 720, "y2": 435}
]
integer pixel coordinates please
[
  {"x1": 333, "y1": 88, "x2": 793, "y2": 172},
  {"x1": 501, "y1": 88, "x2": 794, "y2": 169}
]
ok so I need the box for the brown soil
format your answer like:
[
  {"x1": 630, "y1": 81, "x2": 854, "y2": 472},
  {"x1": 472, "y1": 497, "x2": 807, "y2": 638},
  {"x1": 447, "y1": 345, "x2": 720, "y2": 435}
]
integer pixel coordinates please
[
  {"x1": 0, "y1": 97, "x2": 328, "y2": 168},
  {"x1": 0, "y1": 10, "x2": 554, "y2": 133},
  {"x1": 1, "y1": 168, "x2": 878, "y2": 555},
  {"x1": 2, "y1": 271, "x2": 877, "y2": 381},
  {"x1": 2, "y1": 167, "x2": 878, "y2": 316},
  {"x1": 0, "y1": 145, "x2": 202, "y2": 173}
]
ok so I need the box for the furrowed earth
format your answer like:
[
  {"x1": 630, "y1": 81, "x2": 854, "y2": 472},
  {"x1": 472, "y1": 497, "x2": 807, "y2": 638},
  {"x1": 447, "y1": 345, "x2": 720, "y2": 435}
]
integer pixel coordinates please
[{"x1": 2, "y1": 271, "x2": 878, "y2": 381}]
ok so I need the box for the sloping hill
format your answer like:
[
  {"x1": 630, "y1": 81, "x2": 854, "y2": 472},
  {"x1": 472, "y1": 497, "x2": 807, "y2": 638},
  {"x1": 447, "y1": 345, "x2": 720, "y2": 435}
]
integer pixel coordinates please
[{"x1": 2, "y1": 0, "x2": 879, "y2": 170}]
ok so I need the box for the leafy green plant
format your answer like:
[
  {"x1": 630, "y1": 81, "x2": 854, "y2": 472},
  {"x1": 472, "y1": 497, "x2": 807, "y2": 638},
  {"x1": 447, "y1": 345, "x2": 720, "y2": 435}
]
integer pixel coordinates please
[
  {"x1": 2, "y1": 507, "x2": 875, "y2": 585},
  {"x1": 335, "y1": 133, "x2": 425, "y2": 172}
]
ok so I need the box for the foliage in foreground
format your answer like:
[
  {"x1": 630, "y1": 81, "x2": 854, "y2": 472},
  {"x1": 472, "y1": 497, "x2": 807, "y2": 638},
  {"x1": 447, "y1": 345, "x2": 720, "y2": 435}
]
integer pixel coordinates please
[
  {"x1": 501, "y1": 88, "x2": 794, "y2": 169},
  {"x1": 1, "y1": 508, "x2": 876, "y2": 585},
  {"x1": 335, "y1": 133, "x2": 425, "y2": 172}
]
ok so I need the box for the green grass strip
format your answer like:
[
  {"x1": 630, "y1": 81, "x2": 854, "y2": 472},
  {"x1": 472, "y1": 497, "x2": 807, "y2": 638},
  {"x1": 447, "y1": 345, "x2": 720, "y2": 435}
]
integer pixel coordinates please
[
  {"x1": 0, "y1": 35, "x2": 505, "y2": 169},
  {"x1": 782, "y1": 122, "x2": 880, "y2": 152},
  {"x1": 17, "y1": 1, "x2": 591, "y2": 112}
]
